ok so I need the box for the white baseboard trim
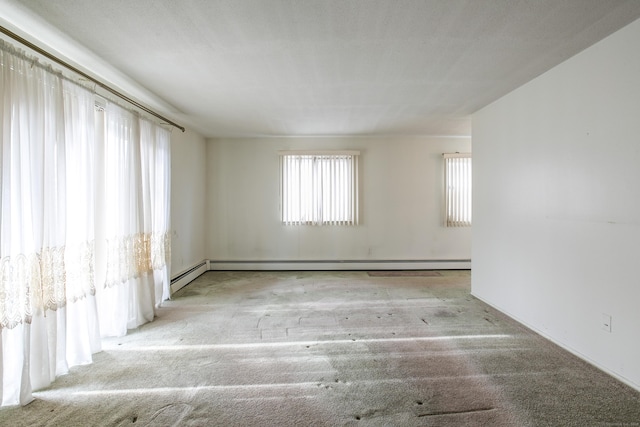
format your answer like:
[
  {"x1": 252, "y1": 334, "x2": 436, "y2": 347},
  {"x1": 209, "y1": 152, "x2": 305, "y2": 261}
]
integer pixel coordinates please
[
  {"x1": 170, "y1": 261, "x2": 208, "y2": 294},
  {"x1": 207, "y1": 259, "x2": 471, "y2": 271},
  {"x1": 471, "y1": 292, "x2": 640, "y2": 393}
]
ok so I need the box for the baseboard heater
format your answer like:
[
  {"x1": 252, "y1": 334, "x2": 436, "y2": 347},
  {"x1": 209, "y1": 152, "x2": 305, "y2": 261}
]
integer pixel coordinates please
[
  {"x1": 207, "y1": 259, "x2": 471, "y2": 271},
  {"x1": 170, "y1": 261, "x2": 208, "y2": 294},
  {"x1": 168, "y1": 259, "x2": 471, "y2": 294}
]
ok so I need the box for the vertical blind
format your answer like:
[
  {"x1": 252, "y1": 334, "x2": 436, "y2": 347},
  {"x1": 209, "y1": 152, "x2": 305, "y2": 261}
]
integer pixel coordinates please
[
  {"x1": 279, "y1": 151, "x2": 359, "y2": 225},
  {"x1": 444, "y1": 153, "x2": 472, "y2": 227}
]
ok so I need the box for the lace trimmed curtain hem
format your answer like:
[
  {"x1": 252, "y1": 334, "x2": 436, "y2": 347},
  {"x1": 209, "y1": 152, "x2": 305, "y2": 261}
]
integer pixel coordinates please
[
  {"x1": 104, "y1": 231, "x2": 171, "y2": 288},
  {"x1": 0, "y1": 241, "x2": 96, "y2": 330}
]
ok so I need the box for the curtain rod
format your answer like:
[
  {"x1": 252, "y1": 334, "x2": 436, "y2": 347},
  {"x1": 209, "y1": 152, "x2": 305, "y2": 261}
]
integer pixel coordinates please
[{"x1": 0, "y1": 24, "x2": 186, "y2": 133}]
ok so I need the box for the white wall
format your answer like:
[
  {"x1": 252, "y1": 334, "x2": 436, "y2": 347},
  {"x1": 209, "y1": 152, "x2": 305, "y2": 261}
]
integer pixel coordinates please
[
  {"x1": 472, "y1": 18, "x2": 640, "y2": 390},
  {"x1": 206, "y1": 136, "x2": 471, "y2": 269},
  {"x1": 170, "y1": 129, "x2": 207, "y2": 280}
]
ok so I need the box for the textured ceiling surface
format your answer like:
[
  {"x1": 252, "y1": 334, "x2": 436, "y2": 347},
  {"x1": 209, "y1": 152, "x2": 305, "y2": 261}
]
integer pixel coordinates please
[{"x1": 6, "y1": 0, "x2": 640, "y2": 137}]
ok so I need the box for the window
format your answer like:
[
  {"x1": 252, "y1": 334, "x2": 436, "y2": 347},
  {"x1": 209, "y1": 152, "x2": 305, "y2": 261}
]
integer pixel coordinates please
[
  {"x1": 444, "y1": 153, "x2": 472, "y2": 227},
  {"x1": 279, "y1": 151, "x2": 359, "y2": 225}
]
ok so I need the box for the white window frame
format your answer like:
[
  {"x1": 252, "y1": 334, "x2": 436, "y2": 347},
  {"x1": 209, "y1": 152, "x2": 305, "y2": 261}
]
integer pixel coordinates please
[
  {"x1": 443, "y1": 153, "x2": 472, "y2": 227},
  {"x1": 279, "y1": 150, "x2": 359, "y2": 226}
]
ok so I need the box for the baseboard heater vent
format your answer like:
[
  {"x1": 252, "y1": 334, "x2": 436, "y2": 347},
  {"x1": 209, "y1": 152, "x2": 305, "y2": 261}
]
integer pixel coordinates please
[
  {"x1": 367, "y1": 270, "x2": 442, "y2": 277},
  {"x1": 207, "y1": 259, "x2": 471, "y2": 271},
  {"x1": 170, "y1": 261, "x2": 208, "y2": 294}
]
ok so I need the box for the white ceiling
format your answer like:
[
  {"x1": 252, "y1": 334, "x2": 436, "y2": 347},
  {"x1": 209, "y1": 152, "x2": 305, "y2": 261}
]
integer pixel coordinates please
[{"x1": 4, "y1": 0, "x2": 640, "y2": 138}]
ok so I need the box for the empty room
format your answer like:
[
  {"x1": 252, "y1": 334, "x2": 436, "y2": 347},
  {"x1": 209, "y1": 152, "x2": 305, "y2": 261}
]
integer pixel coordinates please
[{"x1": 1, "y1": 1, "x2": 640, "y2": 425}]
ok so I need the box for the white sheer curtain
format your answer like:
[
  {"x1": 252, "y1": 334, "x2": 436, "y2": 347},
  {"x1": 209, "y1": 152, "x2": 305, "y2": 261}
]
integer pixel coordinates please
[
  {"x1": 139, "y1": 120, "x2": 171, "y2": 305},
  {"x1": 0, "y1": 40, "x2": 171, "y2": 406},
  {"x1": 94, "y1": 103, "x2": 171, "y2": 336},
  {"x1": 0, "y1": 40, "x2": 100, "y2": 406}
]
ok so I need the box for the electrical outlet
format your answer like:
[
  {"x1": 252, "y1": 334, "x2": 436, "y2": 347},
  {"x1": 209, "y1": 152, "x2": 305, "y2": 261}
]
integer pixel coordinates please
[{"x1": 602, "y1": 313, "x2": 612, "y2": 332}]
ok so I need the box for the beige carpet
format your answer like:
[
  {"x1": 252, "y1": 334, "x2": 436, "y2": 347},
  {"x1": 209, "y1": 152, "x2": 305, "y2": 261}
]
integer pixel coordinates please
[{"x1": 2, "y1": 270, "x2": 639, "y2": 426}]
